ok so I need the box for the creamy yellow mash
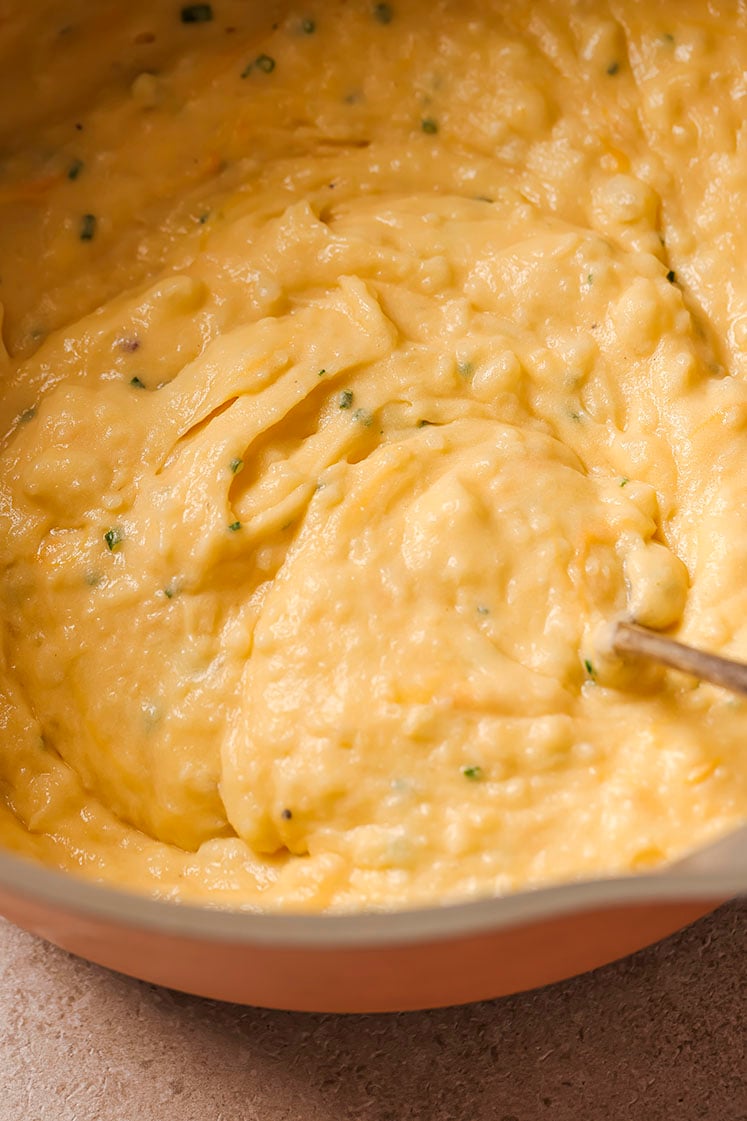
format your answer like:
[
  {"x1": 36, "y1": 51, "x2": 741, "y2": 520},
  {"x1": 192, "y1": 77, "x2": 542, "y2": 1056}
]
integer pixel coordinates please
[{"x1": 0, "y1": 0, "x2": 746, "y2": 910}]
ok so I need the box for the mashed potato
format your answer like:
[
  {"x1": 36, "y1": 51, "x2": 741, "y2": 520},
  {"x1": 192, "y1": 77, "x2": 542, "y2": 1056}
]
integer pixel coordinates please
[{"x1": 0, "y1": 0, "x2": 745, "y2": 910}]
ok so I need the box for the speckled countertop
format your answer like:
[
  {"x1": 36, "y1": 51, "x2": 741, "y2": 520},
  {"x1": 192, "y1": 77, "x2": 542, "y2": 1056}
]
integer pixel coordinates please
[{"x1": 0, "y1": 902, "x2": 744, "y2": 1121}]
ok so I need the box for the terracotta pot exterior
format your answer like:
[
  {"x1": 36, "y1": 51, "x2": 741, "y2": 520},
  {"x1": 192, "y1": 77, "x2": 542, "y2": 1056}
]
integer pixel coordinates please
[{"x1": 0, "y1": 883, "x2": 718, "y2": 1011}]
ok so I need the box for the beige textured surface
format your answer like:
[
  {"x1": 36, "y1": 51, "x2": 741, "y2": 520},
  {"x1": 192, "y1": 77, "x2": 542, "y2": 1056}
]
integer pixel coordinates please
[{"x1": 0, "y1": 903, "x2": 745, "y2": 1121}]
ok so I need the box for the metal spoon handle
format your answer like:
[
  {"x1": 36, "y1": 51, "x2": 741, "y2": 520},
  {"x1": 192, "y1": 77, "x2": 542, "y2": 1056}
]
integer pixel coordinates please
[{"x1": 613, "y1": 621, "x2": 747, "y2": 696}]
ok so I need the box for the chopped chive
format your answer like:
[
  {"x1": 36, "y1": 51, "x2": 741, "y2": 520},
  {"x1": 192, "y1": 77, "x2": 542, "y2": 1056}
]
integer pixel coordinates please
[
  {"x1": 318, "y1": 368, "x2": 327, "y2": 377},
  {"x1": 476, "y1": 605, "x2": 490, "y2": 615},
  {"x1": 104, "y1": 527, "x2": 123, "y2": 552},
  {"x1": 373, "y1": 2, "x2": 393, "y2": 23},
  {"x1": 181, "y1": 4, "x2": 212, "y2": 22},
  {"x1": 67, "y1": 158, "x2": 84, "y2": 180},
  {"x1": 584, "y1": 658, "x2": 595, "y2": 676},
  {"x1": 462, "y1": 765, "x2": 483, "y2": 781},
  {"x1": 457, "y1": 360, "x2": 474, "y2": 377},
  {"x1": 421, "y1": 117, "x2": 438, "y2": 134},
  {"x1": 606, "y1": 60, "x2": 620, "y2": 75},
  {"x1": 228, "y1": 520, "x2": 241, "y2": 532},
  {"x1": 666, "y1": 269, "x2": 676, "y2": 283},
  {"x1": 353, "y1": 407, "x2": 373, "y2": 426},
  {"x1": 163, "y1": 586, "x2": 175, "y2": 599},
  {"x1": 79, "y1": 213, "x2": 96, "y2": 241},
  {"x1": 587, "y1": 273, "x2": 594, "y2": 285},
  {"x1": 620, "y1": 476, "x2": 629, "y2": 487},
  {"x1": 241, "y1": 54, "x2": 276, "y2": 78},
  {"x1": 339, "y1": 390, "x2": 353, "y2": 409},
  {"x1": 301, "y1": 17, "x2": 315, "y2": 33},
  {"x1": 130, "y1": 376, "x2": 146, "y2": 389},
  {"x1": 230, "y1": 457, "x2": 244, "y2": 474}
]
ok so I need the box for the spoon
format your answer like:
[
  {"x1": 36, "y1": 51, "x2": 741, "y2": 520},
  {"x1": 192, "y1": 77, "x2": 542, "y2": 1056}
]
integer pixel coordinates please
[{"x1": 613, "y1": 621, "x2": 747, "y2": 696}]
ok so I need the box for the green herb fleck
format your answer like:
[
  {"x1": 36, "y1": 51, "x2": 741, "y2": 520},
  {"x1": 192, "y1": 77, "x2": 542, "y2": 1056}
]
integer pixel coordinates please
[
  {"x1": 241, "y1": 53, "x2": 276, "y2": 78},
  {"x1": 230, "y1": 457, "x2": 244, "y2": 474},
  {"x1": 417, "y1": 419, "x2": 433, "y2": 427},
  {"x1": 421, "y1": 117, "x2": 439, "y2": 134},
  {"x1": 181, "y1": 4, "x2": 213, "y2": 22},
  {"x1": 474, "y1": 195, "x2": 494, "y2": 203},
  {"x1": 462, "y1": 765, "x2": 484, "y2": 781},
  {"x1": 476, "y1": 605, "x2": 490, "y2": 616},
  {"x1": 587, "y1": 273, "x2": 594, "y2": 285},
  {"x1": 18, "y1": 406, "x2": 36, "y2": 424},
  {"x1": 569, "y1": 410, "x2": 582, "y2": 421},
  {"x1": 198, "y1": 210, "x2": 210, "y2": 224},
  {"x1": 130, "y1": 376, "x2": 146, "y2": 389},
  {"x1": 353, "y1": 407, "x2": 373, "y2": 427},
  {"x1": 318, "y1": 368, "x2": 327, "y2": 377},
  {"x1": 301, "y1": 17, "x2": 315, "y2": 33},
  {"x1": 620, "y1": 476, "x2": 629, "y2": 487},
  {"x1": 228, "y1": 520, "x2": 241, "y2": 532},
  {"x1": 661, "y1": 32, "x2": 675, "y2": 44},
  {"x1": 85, "y1": 571, "x2": 100, "y2": 587},
  {"x1": 67, "y1": 158, "x2": 84, "y2": 180},
  {"x1": 666, "y1": 269, "x2": 676, "y2": 283},
  {"x1": 373, "y1": 2, "x2": 393, "y2": 23},
  {"x1": 584, "y1": 658, "x2": 595, "y2": 676},
  {"x1": 339, "y1": 390, "x2": 354, "y2": 409},
  {"x1": 104, "y1": 527, "x2": 123, "y2": 552},
  {"x1": 163, "y1": 586, "x2": 175, "y2": 599},
  {"x1": 80, "y1": 213, "x2": 96, "y2": 241},
  {"x1": 142, "y1": 700, "x2": 161, "y2": 728},
  {"x1": 458, "y1": 360, "x2": 474, "y2": 378},
  {"x1": 606, "y1": 60, "x2": 620, "y2": 75}
]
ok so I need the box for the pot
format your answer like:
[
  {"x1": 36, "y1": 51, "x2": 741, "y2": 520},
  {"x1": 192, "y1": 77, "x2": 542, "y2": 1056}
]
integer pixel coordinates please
[{"x1": 0, "y1": 827, "x2": 743, "y2": 1012}]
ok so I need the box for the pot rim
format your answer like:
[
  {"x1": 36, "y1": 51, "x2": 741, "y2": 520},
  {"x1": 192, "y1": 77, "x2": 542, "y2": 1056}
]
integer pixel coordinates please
[{"x1": 0, "y1": 840, "x2": 744, "y2": 948}]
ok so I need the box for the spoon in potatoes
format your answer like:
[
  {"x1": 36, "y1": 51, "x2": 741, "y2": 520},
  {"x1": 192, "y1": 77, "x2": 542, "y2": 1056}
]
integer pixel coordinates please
[{"x1": 612, "y1": 620, "x2": 747, "y2": 696}]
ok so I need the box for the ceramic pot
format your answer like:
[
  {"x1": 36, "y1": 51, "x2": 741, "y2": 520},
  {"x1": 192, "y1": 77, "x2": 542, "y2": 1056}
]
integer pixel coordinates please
[{"x1": 0, "y1": 829, "x2": 743, "y2": 1012}]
